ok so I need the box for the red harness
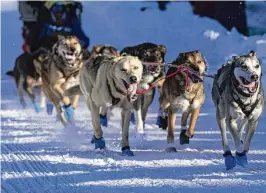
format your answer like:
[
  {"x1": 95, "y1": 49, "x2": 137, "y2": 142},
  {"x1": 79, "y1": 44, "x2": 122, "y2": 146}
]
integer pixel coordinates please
[{"x1": 136, "y1": 63, "x2": 202, "y2": 95}]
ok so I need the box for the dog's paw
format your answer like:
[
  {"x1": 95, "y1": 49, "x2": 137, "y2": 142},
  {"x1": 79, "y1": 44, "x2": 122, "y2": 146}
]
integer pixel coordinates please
[
  {"x1": 63, "y1": 104, "x2": 75, "y2": 121},
  {"x1": 235, "y1": 152, "x2": 248, "y2": 167},
  {"x1": 91, "y1": 135, "x2": 96, "y2": 144},
  {"x1": 223, "y1": 152, "x2": 236, "y2": 170},
  {"x1": 179, "y1": 130, "x2": 191, "y2": 145},
  {"x1": 165, "y1": 143, "x2": 177, "y2": 153},
  {"x1": 130, "y1": 112, "x2": 136, "y2": 125},
  {"x1": 46, "y1": 103, "x2": 54, "y2": 115},
  {"x1": 100, "y1": 114, "x2": 108, "y2": 127},
  {"x1": 122, "y1": 146, "x2": 134, "y2": 156},
  {"x1": 94, "y1": 136, "x2": 106, "y2": 150},
  {"x1": 33, "y1": 102, "x2": 41, "y2": 113},
  {"x1": 156, "y1": 116, "x2": 168, "y2": 130},
  {"x1": 20, "y1": 100, "x2": 26, "y2": 109}
]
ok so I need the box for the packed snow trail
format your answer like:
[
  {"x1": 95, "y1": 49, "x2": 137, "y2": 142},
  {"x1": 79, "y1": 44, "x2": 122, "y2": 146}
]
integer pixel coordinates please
[{"x1": 1, "y1": 79, "x2": 266, "y2": 193}]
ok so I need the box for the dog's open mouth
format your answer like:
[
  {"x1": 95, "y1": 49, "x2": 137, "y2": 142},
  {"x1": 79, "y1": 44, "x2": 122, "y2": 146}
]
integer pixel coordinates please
[
  {"x1": 239, "y1": 76, "x2": 258, "y2": 93},
  {"x1": 122, "y1": 80, "x2": 138, "y2": 102}
]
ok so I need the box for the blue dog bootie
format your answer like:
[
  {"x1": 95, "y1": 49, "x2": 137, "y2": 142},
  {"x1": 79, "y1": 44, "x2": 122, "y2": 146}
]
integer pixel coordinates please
[
  {"x1": 223, "y1": 152, "x2": 236, "y2": 170},
  {"x1": 33, "y1": 102, "x2": 41, "y2": 113},
  {"x1": 130, "y1": 112, "x2": 136, "y2": 125},
  {"x1": 46, "y1": 102, "x2": 54, "y2": 115},
  {"x1": 235, "y1": 151, "x2": 248, "y2": 167},
  {"x1": 122, "y1": 146, "x2": 134, "y2": 156},
  {"x1": 100, "y1": 114, "x2": 108, "y2": 127},
  {"x1": 94, "y1": 136, "x2": 106, "y2": 149},
  {"x1": 20, "y1": 100, "x2": 26, "y2": 109},
  {"x1": 63, "y1": 104, "x2": 75, "y2": 121},
  {"x1": 91, "y1": 135, "x2": 96, "y2": 144}
]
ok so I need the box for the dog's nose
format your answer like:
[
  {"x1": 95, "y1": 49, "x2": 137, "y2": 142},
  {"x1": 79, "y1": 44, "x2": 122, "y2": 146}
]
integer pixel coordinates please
[
  {"x1": 251, "y1": 74, "x2": 259, "y2": 81},
  {"x1": 129, "y1": 76, "x2": 137, "y2": 84},
  {"x1": 70, "y1": 47, "x2": 75, "y2": 53}
]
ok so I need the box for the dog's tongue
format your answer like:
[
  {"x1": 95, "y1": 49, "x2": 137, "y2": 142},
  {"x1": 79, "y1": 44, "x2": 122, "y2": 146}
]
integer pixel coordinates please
[
  {"x1": 127, "y1": 83, "x2": 138, "y2": 95},
  {"x1": 242, "y1": 81, "x2": 257, "y2": 92},
  {"x1": 127, "y1": 83, "x2": 138, "y2": 101}
]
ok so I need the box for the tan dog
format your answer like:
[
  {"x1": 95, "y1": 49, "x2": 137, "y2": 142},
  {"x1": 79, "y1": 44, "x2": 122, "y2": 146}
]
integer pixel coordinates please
[
  {"x1": 69, "y1": 54, "x2": 143, "y2": 155},
  {"x1": 159, "y1": 50, "x2": 207, "y2": 152},
  {"x1": 41, "y1": 35, "x2": 83, "y2": 127}
]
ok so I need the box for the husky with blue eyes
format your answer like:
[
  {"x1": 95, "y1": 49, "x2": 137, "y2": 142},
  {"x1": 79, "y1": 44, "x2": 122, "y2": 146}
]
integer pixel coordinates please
[{"x1": 212, "y1": 50, "x2": 264, "y2": 170}]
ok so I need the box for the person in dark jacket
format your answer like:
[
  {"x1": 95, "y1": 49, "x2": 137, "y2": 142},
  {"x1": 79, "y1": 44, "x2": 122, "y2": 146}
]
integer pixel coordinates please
[{"x1": 26, "y1": 1, "x2": 89, "y2": 56}]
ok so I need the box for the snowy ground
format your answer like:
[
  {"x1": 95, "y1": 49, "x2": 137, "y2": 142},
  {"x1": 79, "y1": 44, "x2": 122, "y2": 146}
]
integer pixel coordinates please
[{"x1": 1, "y1": 2, "x2": 266, "y2": 193}]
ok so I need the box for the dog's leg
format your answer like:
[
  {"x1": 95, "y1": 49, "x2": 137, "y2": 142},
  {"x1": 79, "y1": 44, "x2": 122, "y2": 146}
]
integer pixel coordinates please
[
  {"x1": 235, "y1": 120, "x2": 258, "y2": 167},
  {"x1": 133, "y1": 97, "x2": 144, "y2": 134},
  {"x1": 17, "y1": 76, "x2": 26, "y2": 108},
  {"x1": 239, "y1": 119, "x2": 248, "y2": 143},
  {"x1": 217, "y1": 109, "x2": 236, "y2": 170},
  {"x1": 181, "y1": 111, "x2": 190, "y2": 130},
  {"x1": 243, "y1": 120, "x2": 258, "y2": 153},
  {"x1": 71, "y1": 95, "x2": 80, "y2": 109},
  {"x1": 23, "y1": 77, "x2": 41, "y2": 113},
  {"x1": 166, "y1": 106, "x2": 177, "y2": 152},
  {"x1": 186, "y1": 107, "x2": 201, "y2": 137},
  {"x1": 53, "y1": 84, "x2": 74, "y2": 123},
  {"x1": 86, "y1": 96, "x2": 105, "y2": 149},
  {"x1": 121, "y1": 107, "x2": 134, "y2": 156},
  {"x1": 99, "y1": 106, "x2": 108, "y2": 127},
  {"x1": 39, "y1": 86, "x2": 46, "y2": 109},
  {"x1": 142, "y1": 88, "x2": 155, "y2": 122},
  {"x1": 226, "y1": 117, "x2": 243, "y2": 153}
]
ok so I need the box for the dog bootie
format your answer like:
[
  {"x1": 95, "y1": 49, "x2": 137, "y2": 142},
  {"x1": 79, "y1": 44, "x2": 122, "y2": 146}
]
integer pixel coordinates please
[
  {"x1": 156, "y1": 116, "x2": 168, "y2": 130},
  {"x1": 63, "y1": 104, "x2": 74, "y2": 121},
  {"x1": 100, "y1": 114, "x2": 108, "y2": 127},
  {"x1": 94, "y1": 136, "x2": 106, "y2": 149},
  {"x1": 46, "y1": 103, "x2": 54, "y2": 115},
  {"x1": 223, "y1": 152, "x2": 236, "y2": 170},
  {"x1": 235, "y1": 152, "x2": 248, "y2": 167},
  {"x1": 20, "y1": 100, "x2": 26, "y2": 109},
  {"x1": 91, "y1": 135, "x2": 96, "y2": 144},
  {"x1": 33, "y1": 102, "x2": 41, "y2": 113},
  {"x1": 179, "y1": 130, "x2": 192, "y2": 145},
  {"x1": 122, "y1": 146, "x2": 134, "y2": 156},
  {"x1": 130, "y1": 112, "x2": 136, "y2": 125}
]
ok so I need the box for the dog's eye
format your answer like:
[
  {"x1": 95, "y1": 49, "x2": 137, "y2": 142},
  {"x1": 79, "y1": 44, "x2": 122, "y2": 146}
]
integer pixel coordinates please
[
  {"x1": 186, "y1": 60, "x2": 190, "y2": 63},
  {"x1": 197, "y1": 61, "x2": 202, "y2": 64},
  {"x1": 241, "y1": 65, "x2": 248, "y2": 71},
  {"x1": 133, "y1": 66, "x2": 139, "y2": 70},
  {"x1": 121, "y1": 68, "x2": 127, "y2": 72},
  {"x1": 255, "y1": 64, "x2": 260, "y2": 69}
]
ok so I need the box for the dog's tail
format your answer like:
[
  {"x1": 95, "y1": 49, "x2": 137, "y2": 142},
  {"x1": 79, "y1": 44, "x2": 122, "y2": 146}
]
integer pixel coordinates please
[
  {"x1": 64, "y1": 85, "x2": 83, "y2": 96},
  {"x1": 6, "y1": 70, "x2": 14, "y2": 77}
]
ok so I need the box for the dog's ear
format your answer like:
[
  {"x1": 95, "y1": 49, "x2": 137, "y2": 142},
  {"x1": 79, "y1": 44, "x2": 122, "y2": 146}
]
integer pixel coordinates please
[
  {"x1": 91, "y1": 45, "x2": 104, "y2": 54},
  {"x1": 158, "y1": 45, "x2": 167, "y2": 54},
  {"x1": 57, "y1": 35, "x2": 65, "y2": 41},
  {"x1": 248, "y1": 50, "x2": 256, "y2": 57},
  {"x1": 232, "y1": 55, "x2": 240, "y2": 60}
]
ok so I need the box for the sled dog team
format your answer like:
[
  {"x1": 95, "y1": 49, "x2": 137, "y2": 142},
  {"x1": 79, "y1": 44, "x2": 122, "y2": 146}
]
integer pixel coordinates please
[{"x1": 7, "y1": 35, "x2": 264, "y2": 170}]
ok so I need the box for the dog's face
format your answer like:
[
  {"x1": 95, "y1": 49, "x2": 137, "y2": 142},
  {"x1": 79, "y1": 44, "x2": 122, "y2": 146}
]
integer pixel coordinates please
[
  {"x1": 175, "y1": 50, "x2": 207, "y2": 83},
  {"x1": 233, "y1": 51, "x2": 261, "y2": 94},
  {"x1": 90, "y1": 45, "x2": 119, "y2": 57},
  {"x1": 122, "y1": 43, "x2": 166, "y2": 77},
  {"x1": 54, "y1": 35, "x2": 82, "y2": 68},
  {"x1": 113, "y1": 56, "x2": 143, "y2": 101}
]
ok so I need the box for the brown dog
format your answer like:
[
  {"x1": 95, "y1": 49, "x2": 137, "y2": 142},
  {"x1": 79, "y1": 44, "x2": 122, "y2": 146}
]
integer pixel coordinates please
[
  {"x1": 159, "y1": 50, "x2": 207, "y2": 152},
  {"x1": 120, "y1": 42, "x2": 167, "y2": 136},
  {"x1": 41, "y1": 35, "x2": 83, "y2": 126},
  {"x1": 6, "y1": 52, "x2": 44, "y2": 112}
]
